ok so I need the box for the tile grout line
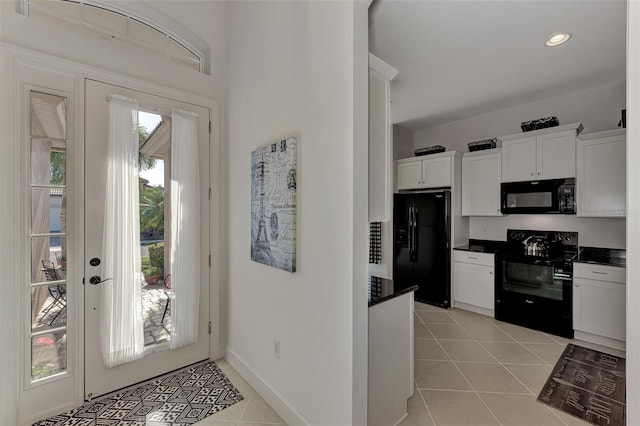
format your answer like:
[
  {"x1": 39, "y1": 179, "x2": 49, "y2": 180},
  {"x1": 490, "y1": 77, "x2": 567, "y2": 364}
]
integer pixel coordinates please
[
  {"x1": 495, "y1": 327, "x2": 556, "y2": 365},
  {"x1": 450, "y1": 313, "x2": 578, "y2": 425},
  {"x1": 414, "y1": 378, "x2": 438, "y2": 426},
  {"x1": 450, "y1": 311, "x2": 573, "y2": 426},
  {"x1": 417, "y1": 306, "x2": 592, "y2": 426},
  {"x1": 417, "y1": 310, "x2": 503, "y2": 426}
]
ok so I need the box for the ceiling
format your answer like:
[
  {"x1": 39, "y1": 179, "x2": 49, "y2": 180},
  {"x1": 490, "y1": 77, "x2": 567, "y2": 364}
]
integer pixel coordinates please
[{"x1": 369, "y1": 0, "x2": 627, "y2": 131}]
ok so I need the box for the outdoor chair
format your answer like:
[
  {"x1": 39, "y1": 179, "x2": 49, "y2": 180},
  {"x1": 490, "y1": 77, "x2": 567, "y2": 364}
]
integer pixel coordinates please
[
  {"x1": 40, "y1": 260, "x2": 67, "y2": 326},
  {"x1": 161, "y1": 274, "x2": 173, "y2": 324}
]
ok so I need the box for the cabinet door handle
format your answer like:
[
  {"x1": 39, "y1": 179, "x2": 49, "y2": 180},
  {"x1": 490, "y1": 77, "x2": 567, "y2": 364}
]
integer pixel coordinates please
[
  {"x1": 467, "y1": 256, "x2": 478, "y2": 260},
  {"x1": 537, "y1": 172, "x2": 541, "y2": 175},
  {"x1": 489, "y1": 271, "x2": 493, "y2": 275},
  {"x1": 592, "y1": 271, "x2": 608, "y2": 275},
  {"x1": 525, "y1": 299, "x2": 534, "y2": 304},
  {"x1": 530, "y1": 172, "x2": 534, "y2": 177},
  {"x1": 575, "y1": 283, "x2": 580, "y2": 287}
]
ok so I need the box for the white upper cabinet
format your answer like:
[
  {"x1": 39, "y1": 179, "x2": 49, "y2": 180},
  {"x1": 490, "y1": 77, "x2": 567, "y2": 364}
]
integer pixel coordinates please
[
  {"x1": 396, "y1": 160, "x2": 423, "y2": 189},
  {"x1": 501, "y1": 136, "x2": 537, "y2": 181},
  {"x1": 423, "y1": 156, "x2": 452, "y2": 188},
  {"x1": 369, "y1": 53, "x2": 398, "y2": 221},
  {"x1": 501, "y1": 123, "x2": 582, "y2": 182},
  {"x1": 396, "y1": 151, "x2": 455, "y2": 190},
  {"x1": 576, "y1": 129, "x2": 626, "y2": 218},
  {"x1": 462, "y1": 149, "x2": 502, "y2": 216},
  {"x1": 536, "y1": 131, "x2": 577, "y2": 179}
]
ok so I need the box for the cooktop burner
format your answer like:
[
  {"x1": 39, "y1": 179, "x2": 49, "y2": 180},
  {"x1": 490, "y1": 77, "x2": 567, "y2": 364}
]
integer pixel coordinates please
[{"x1": 505, "y1": 229, "x2": 578, "y2": 260}]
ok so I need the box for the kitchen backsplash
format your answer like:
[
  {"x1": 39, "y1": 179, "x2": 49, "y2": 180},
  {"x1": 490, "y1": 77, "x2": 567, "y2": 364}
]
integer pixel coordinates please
[{"x1": 470, "y1": 216, "x2": 626, "y2": 249}]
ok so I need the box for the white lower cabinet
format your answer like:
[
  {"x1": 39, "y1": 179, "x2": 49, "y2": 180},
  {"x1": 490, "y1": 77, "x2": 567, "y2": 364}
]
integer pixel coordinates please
[
  {"x1": 453, "y1": 251, "x2": 495, "y2": 315},
  {"x1": 573, "y1": 263, "x2": 626, "y2": 348}
]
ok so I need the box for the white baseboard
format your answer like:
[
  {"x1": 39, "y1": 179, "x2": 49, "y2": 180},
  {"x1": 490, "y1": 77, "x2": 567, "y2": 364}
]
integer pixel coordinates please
[
  {"x1": 453, "y1": 301, "x2": 494, "y2": 318},
  {"x1": 225, "y1": 345, "x2": 309, "y2": 426},
  {"x1": 574, "y1": 330, "x2": 626, "y2": 352}
]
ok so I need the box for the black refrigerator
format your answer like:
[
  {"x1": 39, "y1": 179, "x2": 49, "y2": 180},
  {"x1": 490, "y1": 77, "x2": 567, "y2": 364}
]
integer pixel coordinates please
[{"x1": 393, "y1": 191, "x2": 451, "y2": 308}]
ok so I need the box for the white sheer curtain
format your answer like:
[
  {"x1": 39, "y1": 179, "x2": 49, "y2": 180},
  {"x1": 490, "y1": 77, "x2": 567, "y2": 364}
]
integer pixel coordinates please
[
  {"x1": 100, "y1": 94, "x2": 145, "y2": 367},
  {"x1": 31, "y1": 139, "x2": 51, "y2": 322},
  {"x1": 170, "y1": 108, "x2": 200, "y2": 349}
]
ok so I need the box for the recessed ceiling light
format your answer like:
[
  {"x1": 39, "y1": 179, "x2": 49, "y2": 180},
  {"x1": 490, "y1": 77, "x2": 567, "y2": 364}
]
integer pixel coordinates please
[{"x1": 546, "y1": 33, "x2": 571, "y2": 47}]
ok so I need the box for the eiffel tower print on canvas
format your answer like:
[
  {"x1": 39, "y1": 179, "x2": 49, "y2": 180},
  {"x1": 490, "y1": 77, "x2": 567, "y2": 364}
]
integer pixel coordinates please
[{"x1": 251, "y1": 137, "x2": 297, "y2": 272}]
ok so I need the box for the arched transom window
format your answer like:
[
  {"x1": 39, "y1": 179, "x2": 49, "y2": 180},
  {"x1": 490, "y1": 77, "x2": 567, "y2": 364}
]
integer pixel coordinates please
[{"x1": 22, "y1": 0, "x2": 205, "y2": 73}]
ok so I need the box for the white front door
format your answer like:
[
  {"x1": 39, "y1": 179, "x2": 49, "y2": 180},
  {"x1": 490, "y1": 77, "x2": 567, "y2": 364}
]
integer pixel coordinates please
[{"x1": 84, "y1": 79, "x2": 210, "y2": 399}]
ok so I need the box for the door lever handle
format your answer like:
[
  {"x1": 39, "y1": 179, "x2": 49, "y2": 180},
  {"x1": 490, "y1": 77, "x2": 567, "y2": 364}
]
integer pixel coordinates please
[{"x1": 89, "y1": 275, "x2": 112, "y2": 285}]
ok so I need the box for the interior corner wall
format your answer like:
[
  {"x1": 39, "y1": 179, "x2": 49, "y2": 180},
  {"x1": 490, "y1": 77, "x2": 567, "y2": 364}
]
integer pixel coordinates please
[
  {"x1": 225, "y1": 2, "x2": 356, "y2": 425},
  {"x1": 393, "y1": 124, "x2": 415, "y2": 160}
]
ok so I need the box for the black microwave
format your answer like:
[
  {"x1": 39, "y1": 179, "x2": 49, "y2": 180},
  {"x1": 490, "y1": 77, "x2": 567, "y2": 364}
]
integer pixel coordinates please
[{"x1": 501, "y1": 178, "x2": 575, "y2": 214}]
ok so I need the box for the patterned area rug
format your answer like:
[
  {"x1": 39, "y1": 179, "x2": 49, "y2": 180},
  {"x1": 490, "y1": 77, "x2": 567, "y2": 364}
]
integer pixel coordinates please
[
  {"x1": 537, "y1": 344, "x2": 626, "y2": 426},
  {"x1": 34, "y1": 360, "x2": 244, "y2": 426}
]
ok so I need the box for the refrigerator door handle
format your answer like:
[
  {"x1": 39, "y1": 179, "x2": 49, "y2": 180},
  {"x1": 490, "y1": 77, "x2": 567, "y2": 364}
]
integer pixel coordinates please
[
  {"x1": 408, "y1": 205, "x2": 414, "y2": 259},
  {"x1": 412, "y1": 206, "x2": 418, "y2": 262}
]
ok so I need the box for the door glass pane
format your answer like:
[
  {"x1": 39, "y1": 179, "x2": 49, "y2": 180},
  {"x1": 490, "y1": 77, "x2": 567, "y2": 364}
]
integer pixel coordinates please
[
  {"x1": 31, "y1": 188, "x2": 66, "y2": 235},
  {"x1": 138, "y1": 112, "x2": 171, "y2": 346},
  {"x1": 31, "y1": 92, "x2": 67, "y2": 140},
  {"x1": 30, "y1": 89, "x2": 68, "y2": 383},
  {"x1": 31, "y1": 139, "x2": 66, "y2": 186},
  {"x1": 31, "y1": 284, "x2": 67, "y2": 331},
  {"x1": 31, "y1": 332, "x2": 67, "y2": 380},
  {"x1": 31, "y1": 236, "x2": 66, "y2": 283}
]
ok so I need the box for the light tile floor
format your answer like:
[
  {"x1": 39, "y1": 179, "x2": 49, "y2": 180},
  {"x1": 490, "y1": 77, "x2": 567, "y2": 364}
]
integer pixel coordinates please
[
  {"x1": 195, "y1": 359, "x2": 287, "y2": 426},
  {"x1": 192, "y1": 301, "x2": 626, "y2": 426},
  {"x1": 402, "y1": 301, "x2": 626, "y2": 426}
]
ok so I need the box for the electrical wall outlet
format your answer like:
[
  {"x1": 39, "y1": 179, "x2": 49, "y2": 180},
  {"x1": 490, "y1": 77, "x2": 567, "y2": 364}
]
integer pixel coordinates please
[{"x1": 273, "y1": 338, "x2": 280, "y2": 359}]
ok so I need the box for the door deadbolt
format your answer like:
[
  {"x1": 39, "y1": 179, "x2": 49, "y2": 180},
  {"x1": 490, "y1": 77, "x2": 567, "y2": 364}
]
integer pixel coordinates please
[{"x1": 90, "y1": 257, "x2": 101, "y2": 266}]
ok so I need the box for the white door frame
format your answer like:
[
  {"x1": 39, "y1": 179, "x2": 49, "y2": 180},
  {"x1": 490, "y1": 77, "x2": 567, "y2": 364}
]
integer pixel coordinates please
[{"x1": 0, "y1": 43, "x2": 222, "y2": 425}]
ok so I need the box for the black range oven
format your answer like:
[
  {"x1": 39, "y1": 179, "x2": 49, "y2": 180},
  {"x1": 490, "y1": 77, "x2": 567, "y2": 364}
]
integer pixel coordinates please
[{"x1": 495, "y1": 229, "x2": 577, "y2": 338}]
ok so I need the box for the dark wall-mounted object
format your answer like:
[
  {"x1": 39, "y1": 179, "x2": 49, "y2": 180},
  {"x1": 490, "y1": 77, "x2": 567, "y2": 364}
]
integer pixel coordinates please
[
  {"x1": 468, "y1": 138, "x2": 498, "y2": 152},
  {"x1": 414, "y1": 145, "x2": 446, "y2": 156},
  {"x1": 619, "y1": 109, "x2": 626, "y2": 128},
  {"x1": 521, "y1": 116, "x2": 559, "y2": 132}
]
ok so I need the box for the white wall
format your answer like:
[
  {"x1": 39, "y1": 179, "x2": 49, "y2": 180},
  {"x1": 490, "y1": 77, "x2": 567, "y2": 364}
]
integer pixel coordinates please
[
  {"x1": 412, "y1": 80, "x2": 626, "y2": 153},
  {"x1": 470, "y1": 216, "x2": 625, "y2": 249},
  {"x1": 225, "y1": 2, "x2": 363, "y2": 425}
]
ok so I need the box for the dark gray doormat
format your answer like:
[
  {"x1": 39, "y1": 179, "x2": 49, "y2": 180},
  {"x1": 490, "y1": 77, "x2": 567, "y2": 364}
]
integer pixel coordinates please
[
  {"x1": 537, "y1": 344, "x2": 625, "y2": 426},
  {"x1": 33, "y1": 360, "x2": 244, "y2": 426}
]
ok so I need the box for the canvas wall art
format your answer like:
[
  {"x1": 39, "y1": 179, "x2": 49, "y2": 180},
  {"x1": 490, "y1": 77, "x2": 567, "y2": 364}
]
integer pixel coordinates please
[{"x1": 251, "y1": 137, "x2": 297, "y2": 272}]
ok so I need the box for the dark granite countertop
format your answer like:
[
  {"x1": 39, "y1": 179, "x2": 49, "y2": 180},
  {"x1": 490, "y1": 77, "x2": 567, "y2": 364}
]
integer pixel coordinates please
[
  {"x1": 577, "y1": 247, "x2": 626, "y2": 267},
  {"x1": 453, "y1": 239, "x2": 508, "y2": 254},
  {"x1": 368, "y1": 276, "x2": 418, "y2": 307}
]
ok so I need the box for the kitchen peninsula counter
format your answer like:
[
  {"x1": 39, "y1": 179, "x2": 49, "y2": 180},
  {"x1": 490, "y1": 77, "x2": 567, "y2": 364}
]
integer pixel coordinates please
[{"x1": 368, "y1": 276, "x2": 415, "y2": 426}]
